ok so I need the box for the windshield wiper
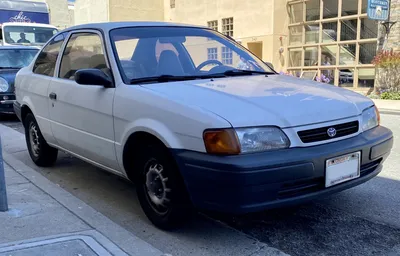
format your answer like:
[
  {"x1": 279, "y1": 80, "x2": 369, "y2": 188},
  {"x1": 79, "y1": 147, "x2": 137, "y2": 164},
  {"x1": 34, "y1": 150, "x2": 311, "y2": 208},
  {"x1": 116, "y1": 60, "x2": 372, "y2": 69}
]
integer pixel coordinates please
[
  {"x1": 129, "y1": 74, "x2": 224, "y2": 84},
  {"x1": 222, "y1": 69, "x2": 275, "y2": 77}
]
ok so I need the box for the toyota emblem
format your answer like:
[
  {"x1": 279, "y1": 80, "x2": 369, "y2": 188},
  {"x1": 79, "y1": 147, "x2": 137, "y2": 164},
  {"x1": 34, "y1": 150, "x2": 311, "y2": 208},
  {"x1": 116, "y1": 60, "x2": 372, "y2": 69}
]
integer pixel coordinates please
[{"x1": 327, "y1": 127, "x2": 337, "y2": 137}]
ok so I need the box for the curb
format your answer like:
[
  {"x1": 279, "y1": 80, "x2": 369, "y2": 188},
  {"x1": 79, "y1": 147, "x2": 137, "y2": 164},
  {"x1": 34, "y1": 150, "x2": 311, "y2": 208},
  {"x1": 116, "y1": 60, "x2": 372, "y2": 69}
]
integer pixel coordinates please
[{"x1": 2, "y1": 151, "x2": 164, "y2": 256}]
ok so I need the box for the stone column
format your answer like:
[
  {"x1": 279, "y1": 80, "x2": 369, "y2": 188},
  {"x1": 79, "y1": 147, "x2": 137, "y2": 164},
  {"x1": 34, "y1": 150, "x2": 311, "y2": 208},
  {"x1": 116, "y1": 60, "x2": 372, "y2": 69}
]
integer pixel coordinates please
[{"x1": 375, "y1": 0, "x2": 400, "y2": 93}]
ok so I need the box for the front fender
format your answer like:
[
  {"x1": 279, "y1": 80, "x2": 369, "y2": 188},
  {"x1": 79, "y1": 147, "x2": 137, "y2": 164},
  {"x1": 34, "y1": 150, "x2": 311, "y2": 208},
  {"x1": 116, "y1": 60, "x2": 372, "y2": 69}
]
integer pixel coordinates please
[
  {"x1": 115, "y1": 118, "x2": 185, "y2": 176},
  {"x1": 120, "y1": 118, "x2": 184, "y2": 149}
]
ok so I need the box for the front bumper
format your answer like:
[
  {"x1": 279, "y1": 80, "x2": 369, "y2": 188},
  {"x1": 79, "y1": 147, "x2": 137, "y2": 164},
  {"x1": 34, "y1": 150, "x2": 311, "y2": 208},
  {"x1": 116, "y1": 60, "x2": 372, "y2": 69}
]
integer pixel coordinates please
[
  {"x1": 172, "y1": 126, "x2": 393, "y2": 214},
  {"x1": 0, "y1": 94, "x2": 16, "y2": 113}
]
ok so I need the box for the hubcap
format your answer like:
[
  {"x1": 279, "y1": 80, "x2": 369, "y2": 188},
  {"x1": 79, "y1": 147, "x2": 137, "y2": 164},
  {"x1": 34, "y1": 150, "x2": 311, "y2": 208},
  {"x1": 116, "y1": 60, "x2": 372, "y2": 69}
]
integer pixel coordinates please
[
  {"x1": 29, "y1": 123, "x2": 40, "y2": 157},
  {"x1": 144, "y1": 160, "x2": 171, "y2": 214}
]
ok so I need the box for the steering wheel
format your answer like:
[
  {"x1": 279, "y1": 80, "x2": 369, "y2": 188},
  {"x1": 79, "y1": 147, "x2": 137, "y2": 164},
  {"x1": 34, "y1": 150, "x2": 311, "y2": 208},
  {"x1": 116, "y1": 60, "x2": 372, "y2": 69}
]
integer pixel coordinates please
[{"x1": 195, "y1": 59, "x2": 224, "y2": 72}]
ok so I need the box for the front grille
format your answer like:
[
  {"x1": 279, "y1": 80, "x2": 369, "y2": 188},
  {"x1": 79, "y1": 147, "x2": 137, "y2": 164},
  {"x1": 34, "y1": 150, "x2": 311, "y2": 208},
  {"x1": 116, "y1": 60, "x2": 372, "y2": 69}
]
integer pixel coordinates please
[
  {"x1": 298, "y1": 121, "x2": 359, "y2": 143},
  {"x1": 277, "y1": 158, "x2": 382, "y2": 199}
]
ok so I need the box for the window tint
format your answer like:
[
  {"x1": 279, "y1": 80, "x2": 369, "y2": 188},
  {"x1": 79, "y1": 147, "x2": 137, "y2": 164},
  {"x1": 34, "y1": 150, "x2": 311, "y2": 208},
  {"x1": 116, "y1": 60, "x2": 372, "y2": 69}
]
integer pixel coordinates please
[
  {"x1": 33, "y1": 33, "x2": 66, "y2": 77},
  {"x1": 59, "y1": 33, "x2": 107, "y2": 80}
]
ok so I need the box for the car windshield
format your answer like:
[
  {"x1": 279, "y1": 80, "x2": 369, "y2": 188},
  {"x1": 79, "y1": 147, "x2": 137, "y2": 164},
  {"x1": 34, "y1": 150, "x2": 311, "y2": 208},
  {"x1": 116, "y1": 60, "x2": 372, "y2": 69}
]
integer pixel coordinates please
[
  {"x1": 110, "y1": 26, "x2": 275, "y2": 83},
  {"x1": 0, "y1": 49, "x2": 39, "y2": 69},
  {"x1": 4, "y1": 26, "x2": 58, "y2": 46}
]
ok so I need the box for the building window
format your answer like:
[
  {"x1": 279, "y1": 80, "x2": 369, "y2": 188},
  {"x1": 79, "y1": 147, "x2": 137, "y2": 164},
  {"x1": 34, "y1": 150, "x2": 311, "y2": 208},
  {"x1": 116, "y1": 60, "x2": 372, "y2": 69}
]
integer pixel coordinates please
[
  {"x1": 207, "y1": 20, "x2": 218, "y2": 31},
  {"x1": 222, "y1": 17, "x2": 233, "y2": 37},
  {"x1": 222, "y1": 47, "x2": 233, "y2": 65},
  {"x1": 207, "y1": 48, "x2": 218, "y2": 60},
  {"x1": 287, "y1": 0, "x2": 378, "y2": 88},
  {"x1": 170, "y1": 0, "x2": 175, "y2": 8}
]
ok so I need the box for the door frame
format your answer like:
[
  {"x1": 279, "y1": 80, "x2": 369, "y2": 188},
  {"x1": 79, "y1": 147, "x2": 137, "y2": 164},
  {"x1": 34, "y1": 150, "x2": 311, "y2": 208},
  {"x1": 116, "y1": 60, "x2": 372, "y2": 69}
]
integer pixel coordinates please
[
  {"x1": 53, "y1": 29, "x2": 114, "y2": 81},
  {"x1": 47, "y1": 29, "x2": 120, "y2": 171}
]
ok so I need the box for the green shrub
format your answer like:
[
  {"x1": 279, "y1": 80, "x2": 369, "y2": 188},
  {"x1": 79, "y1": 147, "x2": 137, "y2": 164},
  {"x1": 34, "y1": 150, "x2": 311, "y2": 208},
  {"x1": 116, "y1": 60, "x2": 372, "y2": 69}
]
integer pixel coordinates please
[{"x1": 380, "y1": 92, "x2": 400, "y2": 100}]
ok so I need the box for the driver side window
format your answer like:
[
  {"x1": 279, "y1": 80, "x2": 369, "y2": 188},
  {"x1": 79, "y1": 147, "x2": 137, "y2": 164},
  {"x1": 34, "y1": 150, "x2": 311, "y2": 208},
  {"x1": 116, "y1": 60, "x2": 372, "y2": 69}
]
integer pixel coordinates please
[
  {"x1": 33, "y1": 33, "x2": 66, "y2": 77},
  {"x1": 59, "y1": 32, "x2": 107, "y2": 80}
]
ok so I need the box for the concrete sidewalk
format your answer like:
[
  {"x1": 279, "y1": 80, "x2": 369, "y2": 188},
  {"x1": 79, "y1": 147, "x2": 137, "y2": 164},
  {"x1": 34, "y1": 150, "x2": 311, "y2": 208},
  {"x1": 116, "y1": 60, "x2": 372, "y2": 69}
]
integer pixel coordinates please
[
  {"x1": 0, "y1": 150, "x2": 166, "y2": 255},
  {"x1": 373, "y1": 99, "x2": 400, "y2": 115}
]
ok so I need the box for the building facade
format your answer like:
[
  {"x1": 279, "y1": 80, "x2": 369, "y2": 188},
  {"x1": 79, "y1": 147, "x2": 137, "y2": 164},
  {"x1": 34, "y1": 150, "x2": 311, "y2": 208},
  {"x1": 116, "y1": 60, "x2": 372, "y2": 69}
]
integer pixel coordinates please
[
  {"x1": 286, "y1": 0, "x2": 381, "y2": 89},
  {"x1": 74, "y1": 0, "x2": 164, "y2": 24},
  {"x1": 74, "y1": 0, "x2": 399, "y2": 90}
]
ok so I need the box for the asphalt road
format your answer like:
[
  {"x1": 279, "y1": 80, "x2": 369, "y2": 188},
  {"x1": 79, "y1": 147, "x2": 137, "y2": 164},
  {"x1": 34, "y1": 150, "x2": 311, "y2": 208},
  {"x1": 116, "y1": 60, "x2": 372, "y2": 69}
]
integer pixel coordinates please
[{"x1": 1, "y1": 113, "x2": 400, "y2": 256}]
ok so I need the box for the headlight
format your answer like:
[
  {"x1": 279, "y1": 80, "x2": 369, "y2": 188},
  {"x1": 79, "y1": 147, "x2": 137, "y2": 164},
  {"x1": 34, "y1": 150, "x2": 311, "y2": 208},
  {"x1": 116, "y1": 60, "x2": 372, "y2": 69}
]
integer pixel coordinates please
[
  {"x1": 361, "y1": 106, "x2": 380, "y2": 132},
  {"x1": 203, "y1": 127, "x2": 290, "y2": 155},
  {"x1": 0, "y1": 78, "x2": 9, "y2": 92},
  {"x1": 235, "y1": 127, "x2": 290, "y2": 153}
]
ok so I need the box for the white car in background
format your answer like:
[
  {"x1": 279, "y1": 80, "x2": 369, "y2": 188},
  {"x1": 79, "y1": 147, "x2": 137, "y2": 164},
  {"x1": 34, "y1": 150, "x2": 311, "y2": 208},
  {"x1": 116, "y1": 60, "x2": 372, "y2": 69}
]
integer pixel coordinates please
[
  {"x1": 1, "y1": 22, "x2": 58, "y2": 47},
  {"x1": 13, "y1": 22, "x2": 393, "y2": 229}
]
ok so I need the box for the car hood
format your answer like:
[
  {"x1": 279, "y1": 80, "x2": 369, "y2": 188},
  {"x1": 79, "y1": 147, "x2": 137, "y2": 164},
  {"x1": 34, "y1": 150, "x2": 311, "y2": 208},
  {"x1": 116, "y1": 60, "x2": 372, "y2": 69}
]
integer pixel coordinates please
[{"x1": 141, "y1": 75, "x2": 374, "y2": 128}]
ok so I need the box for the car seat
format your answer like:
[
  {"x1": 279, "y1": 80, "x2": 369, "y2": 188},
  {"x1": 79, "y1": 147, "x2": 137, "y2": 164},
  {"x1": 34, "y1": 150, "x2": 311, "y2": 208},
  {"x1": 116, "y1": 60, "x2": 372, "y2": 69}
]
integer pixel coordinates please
[{"x1": 156, "y1": 50, "x2": 185, "y2": 76}]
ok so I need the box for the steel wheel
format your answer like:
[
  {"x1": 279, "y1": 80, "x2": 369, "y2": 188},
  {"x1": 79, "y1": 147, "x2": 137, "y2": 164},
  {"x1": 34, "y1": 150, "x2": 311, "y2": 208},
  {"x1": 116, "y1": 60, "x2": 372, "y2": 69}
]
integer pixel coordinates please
[
  {"x1": 135, "y1": 143, "x2": 192, "y2": 229},
  {"x1": 29, "y1": 122, "x2": 41, "y2": 157},
  {"x1": 144, "y1": 159, "x2": 172, "y2": 215},
  {"x1": 24, "y1": 113, "x2": 58, "y2": 167}
]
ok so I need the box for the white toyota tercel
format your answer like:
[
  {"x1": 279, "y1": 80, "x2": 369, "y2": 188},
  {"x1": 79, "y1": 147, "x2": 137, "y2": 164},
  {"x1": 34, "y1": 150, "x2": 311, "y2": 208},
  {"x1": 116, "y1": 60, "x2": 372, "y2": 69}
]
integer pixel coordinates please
[{"x1": 14, "y1": 22, "x2": 393, "y2": 230}]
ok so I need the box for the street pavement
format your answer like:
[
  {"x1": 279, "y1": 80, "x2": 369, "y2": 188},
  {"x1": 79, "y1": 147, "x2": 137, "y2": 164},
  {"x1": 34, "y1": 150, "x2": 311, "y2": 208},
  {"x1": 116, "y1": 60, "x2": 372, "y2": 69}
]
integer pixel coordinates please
[
  {"x1": 0, "y1": 130, "x2": 167, "y2": 255},
  {"x1": 0, "y1": 112, "x2": 399, "y2": 256}
]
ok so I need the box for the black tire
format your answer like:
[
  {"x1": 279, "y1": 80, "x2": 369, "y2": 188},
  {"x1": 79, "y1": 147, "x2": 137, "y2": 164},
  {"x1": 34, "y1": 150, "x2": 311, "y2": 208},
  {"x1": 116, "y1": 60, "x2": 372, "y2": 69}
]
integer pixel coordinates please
[
  {"x1": 136, "y1": 143, "x2": 192, "y2": 230},
  {"x1": 24, "y1": 113, "x2": 58, "y2": 167}
]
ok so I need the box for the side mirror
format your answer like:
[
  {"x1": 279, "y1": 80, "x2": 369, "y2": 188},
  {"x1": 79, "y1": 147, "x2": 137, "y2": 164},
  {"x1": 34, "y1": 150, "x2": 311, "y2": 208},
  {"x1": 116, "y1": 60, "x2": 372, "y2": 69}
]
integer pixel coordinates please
[
  {"x1": 75, "y1": 69, "x2": 113, "y2": 88},
  {"x1": 264, "y1": 62, "x2": 274, "y2": 70}
]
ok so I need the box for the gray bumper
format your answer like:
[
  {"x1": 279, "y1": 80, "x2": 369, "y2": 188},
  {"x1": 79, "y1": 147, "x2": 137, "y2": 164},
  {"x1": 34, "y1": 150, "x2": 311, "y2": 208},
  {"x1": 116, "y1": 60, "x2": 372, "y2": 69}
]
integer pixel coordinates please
[{"x1": 173, "y1": 126, "x2": 393, "y2": 214}]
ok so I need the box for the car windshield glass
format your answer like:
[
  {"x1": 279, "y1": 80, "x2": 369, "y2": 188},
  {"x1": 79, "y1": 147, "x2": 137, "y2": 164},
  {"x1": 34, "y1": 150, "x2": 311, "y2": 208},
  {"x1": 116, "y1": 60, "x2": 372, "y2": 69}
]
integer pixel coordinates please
[
  {"x1": 0, "y1": 49, "x2": 39, "y2": 68},
  {"x1": 110, "y1": 26, "x2": 275, "y2": 83},
  {"x1": 4, "y1": 26, "x2": 58, "y2": 45}
]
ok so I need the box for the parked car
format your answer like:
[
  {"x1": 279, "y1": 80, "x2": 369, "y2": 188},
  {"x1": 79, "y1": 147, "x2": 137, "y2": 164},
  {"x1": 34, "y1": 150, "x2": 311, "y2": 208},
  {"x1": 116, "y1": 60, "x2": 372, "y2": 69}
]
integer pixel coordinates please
[
  {"x1": 0, "y1": 46, "x2": 38, "y2": 114},
  {"x1": 14, "y1": 22, "x2": 393, "y2": 230},
  {"x1": 339, "y1": 69, "x2": 354, "y2": 84}
]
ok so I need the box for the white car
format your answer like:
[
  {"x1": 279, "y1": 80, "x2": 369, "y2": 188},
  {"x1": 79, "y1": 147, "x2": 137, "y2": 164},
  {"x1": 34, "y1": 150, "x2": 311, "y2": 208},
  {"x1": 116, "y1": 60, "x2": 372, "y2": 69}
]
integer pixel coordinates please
[{"x1": 14, "y1": 22, "x2": 393, "y2": 229}]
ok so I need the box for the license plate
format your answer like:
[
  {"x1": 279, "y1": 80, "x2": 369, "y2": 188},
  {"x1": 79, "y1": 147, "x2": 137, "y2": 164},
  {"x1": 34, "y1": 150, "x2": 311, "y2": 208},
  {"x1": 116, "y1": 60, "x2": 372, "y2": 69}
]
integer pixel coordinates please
[{"x1": 325, "y1": 152, "x2": 361, "y2": 188}]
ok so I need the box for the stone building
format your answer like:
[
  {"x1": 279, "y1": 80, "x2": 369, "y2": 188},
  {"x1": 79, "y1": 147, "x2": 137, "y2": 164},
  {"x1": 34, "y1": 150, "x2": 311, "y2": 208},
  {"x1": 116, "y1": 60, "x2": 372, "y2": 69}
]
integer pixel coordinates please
[
  {"x1": 385, "y1": 0, "x2": 399, "y2": 52},
  {"x1": 74, "y1": 0, "x2": 163, "y2": 24}
]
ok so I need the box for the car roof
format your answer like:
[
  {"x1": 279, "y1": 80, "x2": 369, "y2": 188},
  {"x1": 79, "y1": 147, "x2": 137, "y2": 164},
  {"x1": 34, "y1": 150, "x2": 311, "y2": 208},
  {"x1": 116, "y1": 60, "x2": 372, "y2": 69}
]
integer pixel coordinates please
[
  {"x1": 1, "y1": 22, "x2": 57, "y2": 29},
  {"x1": 63, "y1": 21, "x2": 207, "y2": 33},
  {"x1": 0, "y1": 45, "x2": 39, "y2": 50}
]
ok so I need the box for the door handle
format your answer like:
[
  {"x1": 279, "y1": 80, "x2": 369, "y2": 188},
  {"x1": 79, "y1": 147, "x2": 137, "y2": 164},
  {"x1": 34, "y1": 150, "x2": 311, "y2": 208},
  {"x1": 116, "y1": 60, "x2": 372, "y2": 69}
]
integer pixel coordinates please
[{"x1": 49, "y1": 92, "x2": 57, "y2": 100}]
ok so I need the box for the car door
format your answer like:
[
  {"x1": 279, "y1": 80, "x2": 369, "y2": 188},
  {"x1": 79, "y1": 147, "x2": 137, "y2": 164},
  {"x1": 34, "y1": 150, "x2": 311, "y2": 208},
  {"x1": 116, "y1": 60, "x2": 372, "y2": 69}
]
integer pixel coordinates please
[
  {"x1": 25, "y1": 33, "x2": 67, "y2": 146},
  {"x1": 48, "y1": 30, "x2": 119, "y2": 171}
]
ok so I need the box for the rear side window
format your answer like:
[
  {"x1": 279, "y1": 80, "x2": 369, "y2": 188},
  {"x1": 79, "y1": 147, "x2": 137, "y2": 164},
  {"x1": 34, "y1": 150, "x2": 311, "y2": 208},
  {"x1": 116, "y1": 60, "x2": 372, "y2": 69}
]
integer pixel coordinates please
[{"x1": 33, "y1": 33, "x2": 66, "y2": 77}]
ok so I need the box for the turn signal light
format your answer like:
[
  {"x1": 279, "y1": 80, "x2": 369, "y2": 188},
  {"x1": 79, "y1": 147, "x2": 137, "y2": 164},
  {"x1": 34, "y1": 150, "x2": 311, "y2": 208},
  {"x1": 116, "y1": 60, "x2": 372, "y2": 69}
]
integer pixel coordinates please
[
  {"x1": 375, "y1": 106, "x2": 380, "y2": 125},
  {"x1": 203, "y1": 129, "x2": 241, "y2": 155}
]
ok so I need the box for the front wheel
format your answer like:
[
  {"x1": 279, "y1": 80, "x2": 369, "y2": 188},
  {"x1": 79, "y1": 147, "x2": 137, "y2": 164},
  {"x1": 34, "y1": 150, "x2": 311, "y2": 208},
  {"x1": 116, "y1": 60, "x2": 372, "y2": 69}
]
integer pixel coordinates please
[
  {"x1": 24, "y1": 113, "x2": 58, "y2": 167},
  {"x1": 136, "y1": 144, "x2": 192, "y2": 230}
]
